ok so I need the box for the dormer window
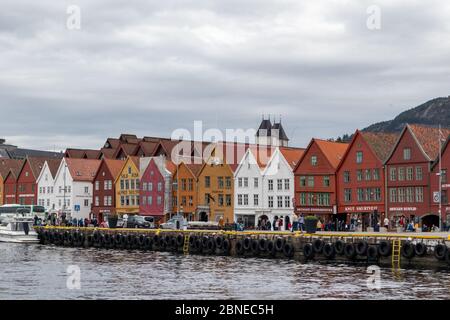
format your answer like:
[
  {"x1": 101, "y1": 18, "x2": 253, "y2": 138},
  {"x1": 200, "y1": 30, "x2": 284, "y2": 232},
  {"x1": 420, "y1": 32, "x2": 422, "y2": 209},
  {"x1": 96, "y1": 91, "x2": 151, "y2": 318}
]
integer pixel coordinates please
[
  {"x1": 128, "y1": 167, "x2": 132, "y2": 174},
  {"x1": 311, "y1": 156, "x2": 318, "y2": 166},
  {"x1": 25, "y1": 172, "x2": 29, "y2": 177}
]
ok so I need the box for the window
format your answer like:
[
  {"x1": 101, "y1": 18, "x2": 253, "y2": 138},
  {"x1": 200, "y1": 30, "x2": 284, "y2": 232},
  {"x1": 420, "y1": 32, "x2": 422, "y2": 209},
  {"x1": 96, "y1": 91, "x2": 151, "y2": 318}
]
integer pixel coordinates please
[
  {"x1": 268, "y1": 196, "x2": 274, "y2": 208},
  {"x1": 125, "y1": 180, "x2": 130, "y2": 190},
  {"x1": 253, "y1": 194, "x2": 259, "y2": 206},
  {"x1": 238, "y1": 194, "x2": 243, "y2": 206},
  {"x1": 120, "y1": 179, "x2": 125, "y2": 190},
  {"x1": 226, "y1": 195, "x2": 231, "y2": 206},
  {"x1": 136, "y1": 179, "x2": 140, "y2": 190},
  {"x1": 130, "y1": 179, "x2": 135, "y2": 190},
  {"x1": 415, "y1": 167, "x2": 423, "y2": 181},
  {"x1": 390, "y1": 188, "x2": 397, "y2": 203},
  {"x1": 365, "y1": 188, "x2": 372, "y2": 201},
  {"x1": 405, "y1": 187, "x2": 414, "y2": 202},
  {"x1": 357, "y1": 170, "x2": 363, "y2": 181},
  {"x1": 311, "y1": 156, "x2": 318, "y2": 166},
  {"x1": 323, "y1": 176, "x2": 330, "y2": 187},
  {"x1": 243, "y1": 194, "x2": 248, "y2": 206},
  {"x1": 308, "y1": 193, "x2": 315, "y2": 205},
  {"x1": 84, "y1": 186, "x2": 89, "y2": 194},
  {"x1": 441, "y1": 169, "x2": 447, "y2": 184},
  {"x1": 365, "y1": 169, "x2": 371, "y2": 181},
  {"x1": 300, "y1": 193, "x2": 306, "y2": 205},
  {"x1": 300, "y1": 176, "x2": 306, "y2": 187},
  {"x1": 243, "y1": 178, "x2": 248, "y2": 188},
  {"x1": 84, "y1": 199, "x2": 89, "y2": 207},
  {"x1": 156, "y1": 182, "x2": 162, "y2": 192},
  {"x1": 148, "y1": 196, "x2": 153, "y2": 205},
  {"x1": 277, "y1": 196, "x2": 283, "y2": 208},
  {"x1": 277, "y1": 179, "x2": 283, "y2": 190},
  {"x1": 268, "y1": 180, "x2": 273, "y2": 191},
  {"x1": 344, "y1": 189, "x2": 352, "y2": 202},
  {"x1": 226, "y1": 177, "x2": 232, "y2": 189},
  {"x1": 415, "y1": 187, "x2": 424, "y2": 203},
  {"x1": 398, "y1": 167, "x2": 405, "y2": 181},
  {"x1": 142, "y1": 196, "x2": 147, "y2": 205},
  {"x1": 406, "y1": 167, "x2": 413, "y2": 181},
  {"x1": 238, "y1": 178, "x2": 242, "y2": 188},
  {"x1": 284, "y1": 179, "x2": 290, "y2": 190},
  {"x1": 149, "y1": 182, "x2": 153, "y2": 191},
  {"x1": 120, "y1": 196, "x2": 125, "y2": 206},
  {"x1": 205, "y1": 176, "x2": 211, "y2": 188},
  {"x1": 398, "y1": 188, "x2": 405, "y2": 203},
  {"x1": 189, "y1": 179, "x2": 194, "y2": 191},
  {"x1": 218, "y1": 177, "x2": 224, "y2": 189},
  {"x1": 95, "y1": 196, "x2": 99, "y2": 206},
  {"x1": 143, "y1": 182, "x2": 148, "y2": 191},
  {"x1": 390, "y1": 167, "x2": 397, "y2": 181},
  {"x1": 374, "y1": 188, "x2": 381, "y2": 201},
  {"x1": 218, "y1": 194, "x2": 224, "y2": 207},
  {"x1": 357, "y1": 188, "x2": 364, "y2": 202},
  {"x1": 403, "y1": 148, "x2": 411, "y2": 160},
  {"x1": 373, "y1": 169, "x2": 380, "y2": 181},
  {"x1": 254, "y1": 178, "x2": 259, "y2": 188},
  {"x1": 128, "y1": 166, "x2": 132, "y2": 174},
  {"x1": 344, "y1": 171, "x2": 350, "y2": 183},
  {"x1": 307, "y1": 176, "x2": 314, "y2": 187},
  {"x1": 95, "y1": 181, "x2": 100, "y2": 191},
  {"x1": 157, "y1": 196, "x2": 162, "y2": 205},
  {"x1": 188, "y1": 196, "x2": 193, "y2": 207},
  {"x1": 356, "y1": 151, "x2": 363, "y2": 164}
]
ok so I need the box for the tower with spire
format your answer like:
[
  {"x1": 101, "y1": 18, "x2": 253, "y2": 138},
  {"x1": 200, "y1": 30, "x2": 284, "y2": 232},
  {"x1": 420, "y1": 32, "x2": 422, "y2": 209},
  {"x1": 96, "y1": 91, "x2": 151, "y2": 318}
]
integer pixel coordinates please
[{"x1": 256, "y1": 115, "x2": 289, "y2": 147}]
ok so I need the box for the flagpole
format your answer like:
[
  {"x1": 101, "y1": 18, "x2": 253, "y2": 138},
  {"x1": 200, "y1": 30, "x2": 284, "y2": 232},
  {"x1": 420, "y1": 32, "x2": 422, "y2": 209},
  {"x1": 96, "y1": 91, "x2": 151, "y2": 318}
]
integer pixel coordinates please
[{"x1": 439, "y1": 124, "x2": 442, "y2": 231}]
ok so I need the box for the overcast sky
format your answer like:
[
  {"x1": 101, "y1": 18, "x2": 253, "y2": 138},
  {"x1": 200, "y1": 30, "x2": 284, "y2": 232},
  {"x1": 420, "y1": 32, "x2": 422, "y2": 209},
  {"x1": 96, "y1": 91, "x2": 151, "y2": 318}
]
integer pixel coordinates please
[{"x1": 1, "y1": 0, "x2": 450, "y2": 151}]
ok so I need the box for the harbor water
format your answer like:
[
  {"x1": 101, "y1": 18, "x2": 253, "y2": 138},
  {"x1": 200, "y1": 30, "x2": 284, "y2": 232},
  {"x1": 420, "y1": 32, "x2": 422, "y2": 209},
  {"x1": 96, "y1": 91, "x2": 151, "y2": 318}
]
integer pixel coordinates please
[{"x1": 1, "y1": 242, "x2": 449, "y2": 300}]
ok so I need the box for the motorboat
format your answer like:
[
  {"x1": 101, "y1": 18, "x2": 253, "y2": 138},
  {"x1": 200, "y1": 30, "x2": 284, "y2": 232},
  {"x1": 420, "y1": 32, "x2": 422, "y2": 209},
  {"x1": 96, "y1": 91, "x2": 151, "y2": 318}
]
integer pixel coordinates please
[{"x1": 0, "y1": 215, "x2": 39, "y2": 243}]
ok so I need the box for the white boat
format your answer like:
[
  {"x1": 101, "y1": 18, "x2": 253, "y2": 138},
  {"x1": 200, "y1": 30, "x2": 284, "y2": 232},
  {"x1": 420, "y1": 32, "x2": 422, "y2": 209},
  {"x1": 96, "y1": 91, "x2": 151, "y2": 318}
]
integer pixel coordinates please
[{"x1": 0, "y1": 215, "x2": 39, "y2": 243}]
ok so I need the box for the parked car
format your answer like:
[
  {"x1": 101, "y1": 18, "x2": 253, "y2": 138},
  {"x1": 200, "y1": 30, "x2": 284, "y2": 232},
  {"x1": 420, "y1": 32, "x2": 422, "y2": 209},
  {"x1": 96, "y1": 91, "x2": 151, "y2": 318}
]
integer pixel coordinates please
[
  {"x1": 143, "y1": 216, "x2": 156, "y2": 229},
  {"x1": 160, "y1": 215, "x2": 187, "y2": 230},
  {"x1": 127, "y1": 215, "x2": 152, "y2": 229}
]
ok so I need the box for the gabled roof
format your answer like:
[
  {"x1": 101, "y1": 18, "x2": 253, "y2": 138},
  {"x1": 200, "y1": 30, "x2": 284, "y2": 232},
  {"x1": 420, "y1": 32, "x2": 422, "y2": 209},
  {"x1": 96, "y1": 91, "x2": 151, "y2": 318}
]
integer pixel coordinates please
[
  {"x1": 408, "y1": 124, "x2": 450, "y2": 161},
  {"x1": 136, "y1": 141, "x2": 158, "y2": 157},
  {"x1": 360, "y1": 131, "x2": 399, "y2": 162},
  {"x1": 104, "y1": 138, "x2": 121, "y2": 149},
  {"x1": 103, "y1": 159, "x2": 126, "y2": 180},
  {"x1": 297, "y1": 139, "x2": 349, "y2": 170},
  {"x1": 174, "y1": 162, "x2": 203, "y2": 179},
  {"x1": 47, "y1": 158, "x2": 63, "y2": 179},
  {"x1": 65, "y1": 158, "x2": 101, "y2": 182},
  {"x1": 432, "y1": 134, "x2": 450, "y2": 169},
  {"x1": 6, "y1": 148, "x2": 63, "y2": 160},
  {"x1": 100, "y1": 148, "x2": 116, "y2": 159},
  {"x1": 84, "y1": 150, "x2": 102, "y2": 159},
  {"x1": 279, "y1": 147, "x2": 305, "y2": 169},
  {"x1": 0, "y1": 159, "x2": 23, "y2": 179},
  {"x1": 113, "y1": 144, "x2": 139, "y2": 159},
  {"x1": 65, "y1": 149, "x2": 87, "y2": 158},
  {"x1": 23, "y1": 157, "x2": 50, "y2": 180}
]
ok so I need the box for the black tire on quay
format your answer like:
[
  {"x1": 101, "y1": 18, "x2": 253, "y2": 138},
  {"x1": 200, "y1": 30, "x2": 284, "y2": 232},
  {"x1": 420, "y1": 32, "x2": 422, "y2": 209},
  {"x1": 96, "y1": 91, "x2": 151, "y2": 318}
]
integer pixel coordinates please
[
  {"x1": 446, "y1": 250, "x2": 450, "y2": 265},
  {"x1": 114, "y1": 234, "x2": 122, "y2": 246},
  {"x1": 235, "y1": 240, "x2": 245, "y2": 255},
  {"x1": 158, "y1": 237, "x2": 166, "y2": 250},
  {"x1": 434, "y1": 244, "x2": 447, "y2": 261},
  {"x1": 323, "y1": 243, "x2": 336, "y2": 260},
  {"x1": 334, "y1": 240, "x2": 345, "y2": 255},
  {"x1": 401, "y1": 241, "x2": 416, "y2": 259},
  {"x1": 164, "y1": 235, "x2": 172, "y2": 247},
  {"x1": 222, "y1": 239, "x2": 231, "y2": 255},
  {"x1": 215, "y1": 236, "x2": 224, "y2": 249},
  {"x1": 153, "y1": 234, "x2": 160, "y2": 246},
  {"x1": 415, "y1": 242, "x2": 428, "y2": 257},
  {"x1": 202, "y1": 236, "x2": 209, "y2": 248},
  {"x1": 195, "y1": 238, "x2": 203, "y2": 253},
  {"x1": 170, "y1": 236, "x2": 178, "y2": 250},
  {"x1": 176, "y1": 234, "x2": 184, "y2": 247},
  {"x1": 93, "y1": 232, "x2": 101, "y2": 243},
  {"x1": 378, "y1": 240, "x2": 392, "y2": 257},
  {"x1": 126, "y1": 234, "x2": 134, "y2": 247},
  {"x1": 355, "y1": 240, "x2": 368, "y2": 256},
  {"x1": 344, "y1": 243, "x2": 357, "y2": 260},
  {"x1": 206, "y1": 238, "x2": 216, "y2": 254},
  {"x1": 266, "y1": 240, "x2": 276, "y2": 256},
  {"x1": 275, "y1": 238, "x2": 285, "y2": 252},
  {"x1": 243, "y1": 237, "x2": 252, "y2": 251},
  {"x1": 87, "y1": 235, "x2": 94, "y2": 247},
  {"x1": 303, "y1": 243, "x2": 315, "y2": 260},
  {"x1": 258, "y1": 238, "x2": 267, "y2": 252},
  {"x1": 283, "y1": 243, "x2": 295, "y2": 258},
  {"x1": 312, "y1": 239, "x2": 324, "y2": 254},
  {"x1": 251, "y1": 239, "x2": 260, "y2": 255},
  {"x1": 367, "y1": 245, "x2": 379, "y2": 260},
  {"x1": 189, "y1": 235, "x2": 197, "y2": 247}
]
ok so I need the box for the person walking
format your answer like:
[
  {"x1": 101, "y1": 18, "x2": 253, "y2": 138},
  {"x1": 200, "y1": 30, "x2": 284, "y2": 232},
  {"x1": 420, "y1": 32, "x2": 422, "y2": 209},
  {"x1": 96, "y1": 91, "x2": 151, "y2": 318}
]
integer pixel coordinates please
[
  {"x1": 383, "y1": 216, "x2": 389, "y2": 231},
  {"x1": 299, "y1": 214, "x2": 305, "y2": 232},
  {"x1": 292, "y1": 214, "x2": 299, "y2": 232}
]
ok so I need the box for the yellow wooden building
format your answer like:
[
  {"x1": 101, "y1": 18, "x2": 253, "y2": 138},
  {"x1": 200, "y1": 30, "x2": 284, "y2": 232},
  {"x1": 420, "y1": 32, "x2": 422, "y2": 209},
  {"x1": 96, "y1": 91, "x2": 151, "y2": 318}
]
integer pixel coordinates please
[{"x1": 115, "y1": 156, "x2": 140, "y2": 216}]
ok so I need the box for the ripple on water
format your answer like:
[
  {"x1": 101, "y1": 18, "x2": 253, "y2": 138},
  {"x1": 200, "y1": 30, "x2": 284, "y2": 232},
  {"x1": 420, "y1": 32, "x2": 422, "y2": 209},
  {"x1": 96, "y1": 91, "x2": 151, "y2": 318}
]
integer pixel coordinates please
[{"x1": 1, "y1": 243, "x2": 450, "y2": 300}]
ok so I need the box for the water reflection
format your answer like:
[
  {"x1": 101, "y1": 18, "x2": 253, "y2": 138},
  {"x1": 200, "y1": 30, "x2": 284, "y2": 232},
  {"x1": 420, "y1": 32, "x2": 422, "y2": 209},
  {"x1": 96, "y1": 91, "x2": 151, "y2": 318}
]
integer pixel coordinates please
[{"x1": 0, "y1": 243, "x2": 449, "y2": 300}]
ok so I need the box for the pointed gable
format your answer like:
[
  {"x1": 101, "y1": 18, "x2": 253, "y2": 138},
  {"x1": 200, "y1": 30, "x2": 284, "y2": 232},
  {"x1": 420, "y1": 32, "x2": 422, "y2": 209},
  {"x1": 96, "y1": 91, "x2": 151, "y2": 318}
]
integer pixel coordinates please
[
  {"x1": 408, "y1": 124, "x2": 450, "y2": 161},
  {"x1": 279, "y1": 147, "x2": 305, "y2": 170},
  {"x1": 360, "y1": 131, "x2": 399, "y2": 163},
  {"x1": 314, "y1": 139, "x2": 349, "y2": 169},
  {"x1": 0, "y1": 159, "x2": 23, "y2": 179},
  {"x1": 65, "y1": 158, "x2": 101, "y2": 182}
]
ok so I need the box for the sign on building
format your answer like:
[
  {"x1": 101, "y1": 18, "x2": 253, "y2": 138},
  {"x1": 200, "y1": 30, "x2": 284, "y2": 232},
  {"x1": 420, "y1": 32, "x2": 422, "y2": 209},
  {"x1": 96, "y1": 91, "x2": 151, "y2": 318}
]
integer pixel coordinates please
[{"x1": 433, "y1": 192, "x2": 441, "y2": 203}]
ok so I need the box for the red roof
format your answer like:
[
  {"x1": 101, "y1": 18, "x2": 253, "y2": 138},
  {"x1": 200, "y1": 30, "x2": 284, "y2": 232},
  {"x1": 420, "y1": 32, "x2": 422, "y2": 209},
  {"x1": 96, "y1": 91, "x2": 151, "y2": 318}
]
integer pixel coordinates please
[
  {"x1": 247, "y1": 145, "x2": 275, "y2": 169},
  {"x1": 314, "y1": 139, "x2": 349, "y2": 169},
  {"x1": 47, "y1": 159, "x2": 63, "y2": 179},
  {"x1": 360, "y1": 131, "x2": 399, "y2": 162},
  {"x1": 0, "y1": 159, "x2": 23, "y2": 179},
  {"x1": 65, "y1": 158, "x2": 101, "y2": 182},
  {"x1": 408, "y1": 124, "x2": 450, "y2": 160},
  {"x1": 279, "y1": 147, "x2": 305, "y2": 169},
  {"x1": 104, "y1": 159, "x2": 126, "y2": 180}
]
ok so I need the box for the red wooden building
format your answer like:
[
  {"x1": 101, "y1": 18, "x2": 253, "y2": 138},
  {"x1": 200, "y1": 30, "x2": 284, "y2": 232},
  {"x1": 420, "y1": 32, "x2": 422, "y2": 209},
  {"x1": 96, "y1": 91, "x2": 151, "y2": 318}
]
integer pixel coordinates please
[
  {"x1": 3, "y1": 163, "x2": 23, "y2": 204},
  {"x1": 92, "y1": 158, "x2": 125, "y2": 222},
  {"x1": 16, "y1": 157, "x2": 48, "y2": 205},
  {"x1": 294, "y1": 139, "x2": 349, "y2": 224},
  {"x1": 336, "y1": 130, "x2": 398, "y2": 230},
  {"x1": 139, "y1": 158, "x2": 175, "y2": 222}
]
